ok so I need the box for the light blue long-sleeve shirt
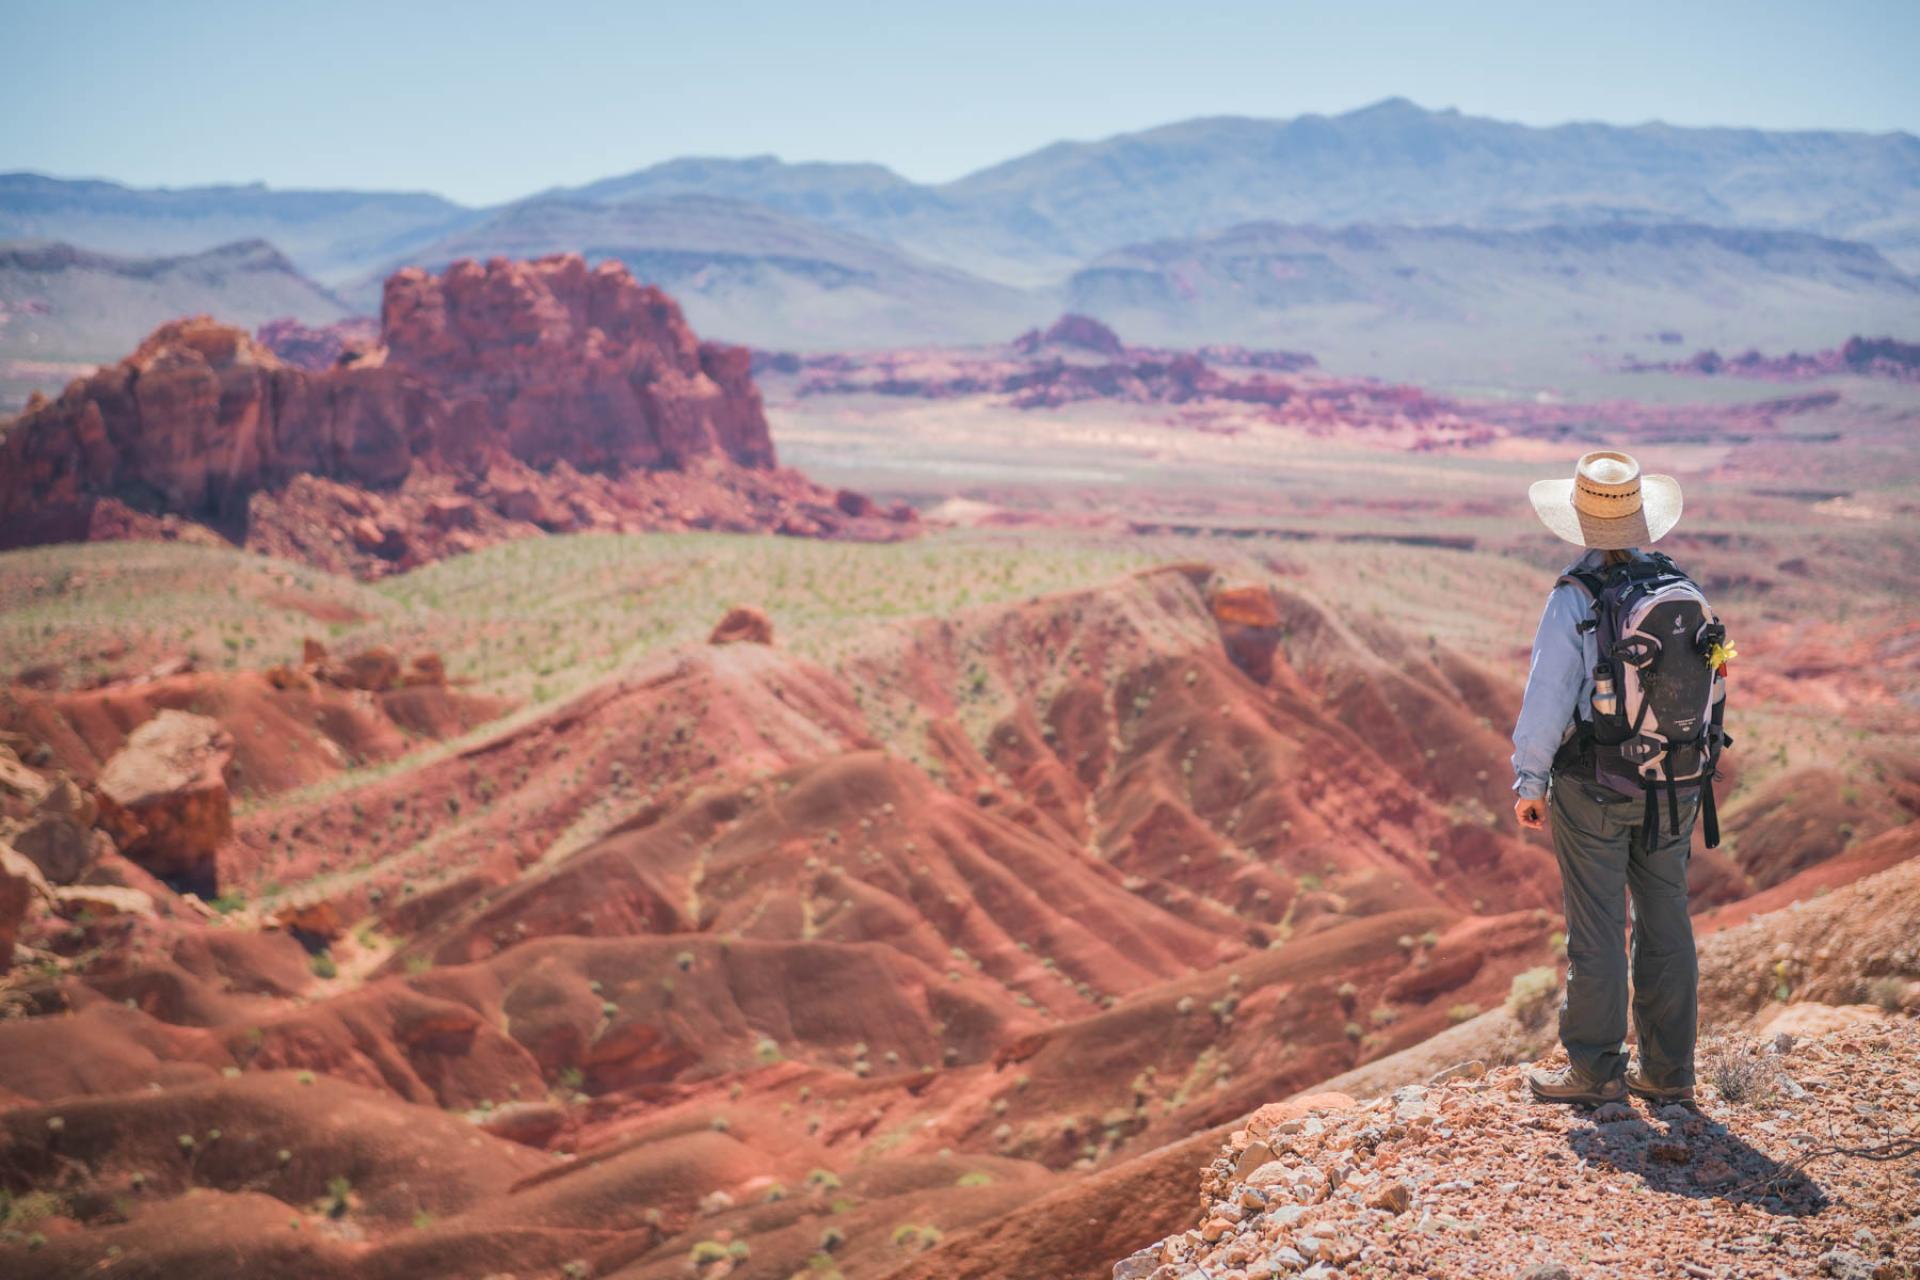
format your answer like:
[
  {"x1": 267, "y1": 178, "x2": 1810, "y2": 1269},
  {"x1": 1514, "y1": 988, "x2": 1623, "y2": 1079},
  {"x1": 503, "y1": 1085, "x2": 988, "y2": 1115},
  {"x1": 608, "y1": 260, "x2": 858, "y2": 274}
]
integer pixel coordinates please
[{"x1": 1510, "y1": 548, "x2": 1650, "y2": 799}]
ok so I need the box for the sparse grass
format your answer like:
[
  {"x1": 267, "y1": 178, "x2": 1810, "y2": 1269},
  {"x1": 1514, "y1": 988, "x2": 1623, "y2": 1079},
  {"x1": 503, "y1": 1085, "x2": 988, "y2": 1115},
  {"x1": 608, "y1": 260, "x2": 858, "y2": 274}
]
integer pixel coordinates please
[{"x1": 1703, "y1": 1038, "x2": 1782, "y2": 1105}]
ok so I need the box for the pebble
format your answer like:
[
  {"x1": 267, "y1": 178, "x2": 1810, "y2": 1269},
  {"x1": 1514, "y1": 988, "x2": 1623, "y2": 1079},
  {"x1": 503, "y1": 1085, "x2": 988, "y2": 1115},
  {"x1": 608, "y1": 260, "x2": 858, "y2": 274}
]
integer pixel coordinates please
[
  {"x1": 1367, "y1": 1181, "x2": 1412, "y2": 1214},
  {"x1": 1235, "y1": 1141, "x2": 1275, "y2": 1177}
]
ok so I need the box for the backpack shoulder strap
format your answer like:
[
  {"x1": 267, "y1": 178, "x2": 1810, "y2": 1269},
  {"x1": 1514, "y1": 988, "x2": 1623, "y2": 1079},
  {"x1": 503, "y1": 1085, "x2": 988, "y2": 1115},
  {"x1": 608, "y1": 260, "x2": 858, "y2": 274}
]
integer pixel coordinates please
[
  {"x1": 1555, "y1": 569, "x2": 1607, "y2": 633},
  {"x1": 1556, "y1": 568, "x2": 1607, "y2": 600}
]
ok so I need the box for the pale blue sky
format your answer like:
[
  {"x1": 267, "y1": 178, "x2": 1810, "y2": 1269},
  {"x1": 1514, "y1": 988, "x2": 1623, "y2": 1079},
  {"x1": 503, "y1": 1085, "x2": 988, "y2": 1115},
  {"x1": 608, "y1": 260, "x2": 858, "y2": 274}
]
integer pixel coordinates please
[{"x1": 3, "y1": 0, "x2": 1915, "y2": 205}]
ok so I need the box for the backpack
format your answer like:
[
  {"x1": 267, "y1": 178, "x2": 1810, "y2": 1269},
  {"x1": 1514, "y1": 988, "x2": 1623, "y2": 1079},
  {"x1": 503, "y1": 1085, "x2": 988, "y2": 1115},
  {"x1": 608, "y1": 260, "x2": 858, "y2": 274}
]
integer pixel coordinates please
[{"x1": 1559, "y1": 551, "x2": 1732, "y2": 848}]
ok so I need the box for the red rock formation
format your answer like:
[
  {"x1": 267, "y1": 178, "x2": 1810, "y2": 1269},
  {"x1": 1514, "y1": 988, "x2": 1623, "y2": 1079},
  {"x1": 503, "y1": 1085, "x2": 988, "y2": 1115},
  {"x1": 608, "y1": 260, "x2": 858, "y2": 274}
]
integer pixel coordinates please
[
  {"x1": 94, "y1": 710, "x2": 234, "y2": 891},
  {"x1": 0, "y1": 255, "x2": 911, "y2": 574},
  {"x1": 1624, "y1": 333, "x2": 1920, "y2": 382},
  {"x1": 255, "y1": 315, "x2": 381, "y2": 370},
  {"x1": 708, "y1": 605, "x2": 775, "y2": 646},
  {"x1": 1013, "y1": 313, "x2": 1128, "y2": 357},
  {"x1": 379, "y1": 256, "x2": 776, "y2": 472}
]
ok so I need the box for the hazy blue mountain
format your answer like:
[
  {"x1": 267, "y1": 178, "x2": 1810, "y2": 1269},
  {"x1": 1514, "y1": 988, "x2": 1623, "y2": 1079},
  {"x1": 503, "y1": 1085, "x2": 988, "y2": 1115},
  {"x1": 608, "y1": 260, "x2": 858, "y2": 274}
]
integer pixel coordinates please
[
  {"x1": 1066, "y1": 220, "x2": 1920, "y2": 384},
  {"x1": 554, "y1": 156, "x2": 1081, "y2": 286},
  {"x1": 349, "y1": 194, "x2": 1047, "y2": 349},
  {"x1": 0, "y1": 173, "x2": 479, "y2": 284},
  {"x1": 12, "y1": 101, "x2": 1920, "y2": 286},
  {"x1": 0, "y1": 238, "x2": 351, "y2": 407},
  {"x1": 942, "y1": 99, "x2": 1920, "y2": 273}
]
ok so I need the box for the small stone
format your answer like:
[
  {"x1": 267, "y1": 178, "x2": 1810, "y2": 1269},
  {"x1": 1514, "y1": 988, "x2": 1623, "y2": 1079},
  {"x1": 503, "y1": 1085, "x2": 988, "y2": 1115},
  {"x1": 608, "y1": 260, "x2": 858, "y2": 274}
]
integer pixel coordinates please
[
  {"x1": 1201, "y1": 1217, "x2": 1235, "y2": 1243},
  {"x1": 1818, "y1": 1250, "x2": 1874, "y2": 1280},
  {"x1": 1657, "y1": 1104, "x2": 1694, "y2": 1123},
  {"x1": 1649, "y1": 1139, "x2": 1692, "y2": 1163},
  {"x1": 1428, "y1": 1058, "x2": 1487, "y2": 1085},
  {"x1": 1264, "y1": 1204, "x2": 1308, "y2": 1229},
  {"x1": 1691, "y1": 1156, "x2": 1735, "y2": 1186},
  {"x1": 1234, "y1": 1141, "x2": 1275, "y2": 1178},
  {"x1": 1519, "y1": 1266, "x2": 1572, "y2": 1280},
  {"x1": 1367, "y1": 1181, "x2": 1412, "y2": 1214},
  {"x1": 1592, "y1": 1101, "x2": 1634, "y2": 1123},
  {"x1": 1269, "y1": 1249, "x2": 1306, "y2": 1272},
  {"x1": 1112, "y1": 1245, "x2": 1160, "y2": 1280},
  {"x1": 1296, "y1": 1235, "x2": 1322, "y2": 1260},
  {"x1": 1771, "y1": 1032, "x2": 1796, "y2": 1056},
  {"x1": 1238, "y1": 1187, "x2": 1266, "y2": 1212}
]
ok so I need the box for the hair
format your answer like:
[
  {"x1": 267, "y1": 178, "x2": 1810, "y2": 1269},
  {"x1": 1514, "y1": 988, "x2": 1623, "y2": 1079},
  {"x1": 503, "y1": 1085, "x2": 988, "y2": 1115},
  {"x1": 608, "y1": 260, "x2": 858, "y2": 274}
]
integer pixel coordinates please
[{"x1": 1602, "y1": 548, "x2": 1636, "y2": 566}]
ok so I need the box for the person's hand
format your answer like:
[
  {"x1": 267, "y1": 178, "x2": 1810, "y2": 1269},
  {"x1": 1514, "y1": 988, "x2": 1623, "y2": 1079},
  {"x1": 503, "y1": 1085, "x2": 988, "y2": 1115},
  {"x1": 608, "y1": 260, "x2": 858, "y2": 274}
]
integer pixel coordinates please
[{"x1": 1514, "y1": 796, "x2": 1546, "y2": 831}]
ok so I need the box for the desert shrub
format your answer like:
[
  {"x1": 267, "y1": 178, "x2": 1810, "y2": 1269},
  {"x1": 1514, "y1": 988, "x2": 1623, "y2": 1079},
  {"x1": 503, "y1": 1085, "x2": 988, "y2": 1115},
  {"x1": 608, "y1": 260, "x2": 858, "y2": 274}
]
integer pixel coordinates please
[
  {"x1": 309, "y1": 953, "x2": 337, "y2": 980},
  {"x1": 323, "y1": 1176, "x2": 352, "y2": 1218},
  {"x1": 891, "y1": 1223, "x2": 941, "y2": 1250},
  {"x1": 1447, "y1": 1003, "x2": 1481, "y2": 1024},
  {"x1": 819, "y1": 1226, "x2": 846, "y2": 1253},
  {"x1": 688, "y1": 1240, "x2": 729, "y2": 1267},
  {"x1": 807, "y1": 1168, "x2": 841, "y2": 1191},
  {"x1": 1506, "y1": 966, "x2": 1561, "y2": 1029},
  {"x1": 1865, "y1": 976, "x2": 1908, "y2": 1012},
  {"x1": 1703, "y1": 1039, "x2": 1781, "y2": 1105},
  {"x1": 955, "y1": 1170, "x2": 993, "y2": 1187}
]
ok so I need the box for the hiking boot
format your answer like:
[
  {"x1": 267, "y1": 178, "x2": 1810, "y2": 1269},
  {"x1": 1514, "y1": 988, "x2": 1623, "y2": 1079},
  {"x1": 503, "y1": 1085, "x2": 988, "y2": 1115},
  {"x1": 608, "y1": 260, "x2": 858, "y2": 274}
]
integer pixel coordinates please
[
  {"x1": 1625, "y1": 1066, "x2": 1696, "y2": 1107},
  {"x1": 1527, "y1": 1065, "x2": 1625, "y2": 1106}
]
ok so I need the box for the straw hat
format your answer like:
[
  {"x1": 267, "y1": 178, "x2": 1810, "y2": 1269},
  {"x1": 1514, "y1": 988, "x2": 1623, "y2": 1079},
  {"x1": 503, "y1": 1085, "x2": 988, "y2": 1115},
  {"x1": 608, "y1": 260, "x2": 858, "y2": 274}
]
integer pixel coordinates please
[{"x1": 1528, "y1": 450, "x2": 1682, "y2": 549}]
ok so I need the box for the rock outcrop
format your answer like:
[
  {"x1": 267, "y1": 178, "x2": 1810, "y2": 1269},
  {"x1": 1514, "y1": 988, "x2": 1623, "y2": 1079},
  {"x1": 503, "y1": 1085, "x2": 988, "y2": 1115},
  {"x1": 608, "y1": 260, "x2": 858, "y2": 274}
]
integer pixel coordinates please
[
  {"x1": 1625, "y1": 334, "x2": 1920, "y2": 383},
  {"x1": 0, "y1": 255, "x2": 912, "y2": 575},
  {"x1": 708, "y1": 605, "x2": 775, "y2": 646},
  {"x1": 95, "y1": 710, "x2": 234, "y2": 891},
  {"x1": 254, "y1": 315, "x2": 380, "y2": 370},
  {"x1": 1126, "y1": 1020, "x2": 1919, "y2": 1280}
]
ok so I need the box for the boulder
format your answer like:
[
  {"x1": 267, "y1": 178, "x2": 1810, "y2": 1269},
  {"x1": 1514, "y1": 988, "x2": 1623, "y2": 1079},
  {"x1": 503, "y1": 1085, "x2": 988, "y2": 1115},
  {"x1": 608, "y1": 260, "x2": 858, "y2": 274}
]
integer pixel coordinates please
[
  {"x1": 4, "y1": 775, "x2": 101, "y2": 886},
  {"x1": 95, "y1": 710, "x2": 234, "y2": 890},
  {"x1": 0, "y1": 845, "x2": 53, "y2": 970},
  {"x1": 709, "y1": 606, "x2": 775, "y2": 647},
  {"x1": 0, "y1": 745, "x2": 51, "y2": 813},
  {"x1": 52, "y1": 883, "x2": 155, "y2": 920},
  {"x1": 1211, "y1": 585, "x2": 1285, "y2": 684},
  {"x1": 323, "y1": 645, "x2": 403, "y2": 692}
]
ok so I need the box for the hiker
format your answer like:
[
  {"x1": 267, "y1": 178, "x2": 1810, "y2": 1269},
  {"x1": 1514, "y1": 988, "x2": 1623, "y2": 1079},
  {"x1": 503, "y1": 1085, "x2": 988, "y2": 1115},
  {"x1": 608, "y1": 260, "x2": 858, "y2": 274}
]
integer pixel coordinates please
[{"x1": 1510, "y1": 451, "x2": 1732, "y2": 1107}]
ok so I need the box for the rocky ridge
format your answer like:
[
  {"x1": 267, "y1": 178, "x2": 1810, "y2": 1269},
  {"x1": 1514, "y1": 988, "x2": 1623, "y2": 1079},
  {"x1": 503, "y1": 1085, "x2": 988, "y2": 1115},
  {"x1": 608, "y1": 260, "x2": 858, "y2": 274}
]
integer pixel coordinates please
[
  {"x1": 1120, "y1": 1021, "x2": 1920, "y2": 1280},
  {"x1": 1625, "y1": 335, "x2": 1920, "y2": 383}
]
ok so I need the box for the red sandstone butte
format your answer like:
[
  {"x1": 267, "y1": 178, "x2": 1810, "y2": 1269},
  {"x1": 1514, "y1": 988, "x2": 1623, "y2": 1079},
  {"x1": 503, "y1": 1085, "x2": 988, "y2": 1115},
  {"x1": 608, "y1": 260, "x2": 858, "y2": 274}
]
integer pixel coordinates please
[{"x1": 0, "y1": 255, "x2": 911, "y2": 574}]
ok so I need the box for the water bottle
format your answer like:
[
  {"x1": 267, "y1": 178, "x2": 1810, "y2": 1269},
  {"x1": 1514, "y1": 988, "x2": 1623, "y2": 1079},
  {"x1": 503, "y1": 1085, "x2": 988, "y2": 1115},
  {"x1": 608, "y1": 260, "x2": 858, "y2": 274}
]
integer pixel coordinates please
[{"x1": 1591, "y1": 663, "x2": 1619, "y2": 718}]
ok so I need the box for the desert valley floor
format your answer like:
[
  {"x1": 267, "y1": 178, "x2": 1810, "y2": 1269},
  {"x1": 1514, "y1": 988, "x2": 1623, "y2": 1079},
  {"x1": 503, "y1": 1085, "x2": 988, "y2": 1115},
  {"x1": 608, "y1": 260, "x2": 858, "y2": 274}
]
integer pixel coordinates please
[{"x1": 1, "y1": 309, "x2": 1917, "y2": 1280}]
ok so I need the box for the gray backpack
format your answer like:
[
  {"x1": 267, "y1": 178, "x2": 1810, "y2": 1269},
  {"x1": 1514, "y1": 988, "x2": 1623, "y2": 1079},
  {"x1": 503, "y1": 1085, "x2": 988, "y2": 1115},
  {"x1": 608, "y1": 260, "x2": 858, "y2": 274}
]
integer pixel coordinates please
[{"x1": 1560, "y1": 552, "x2": 1731, "y2": 847}]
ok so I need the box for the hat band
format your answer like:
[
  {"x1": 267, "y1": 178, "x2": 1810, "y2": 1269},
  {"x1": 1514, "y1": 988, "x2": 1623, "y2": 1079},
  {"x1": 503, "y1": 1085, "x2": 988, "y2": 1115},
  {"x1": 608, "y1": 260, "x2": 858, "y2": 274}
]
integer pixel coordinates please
[{"x1": 1573, "y1": 479, "x2": 1642, "y2": 517}]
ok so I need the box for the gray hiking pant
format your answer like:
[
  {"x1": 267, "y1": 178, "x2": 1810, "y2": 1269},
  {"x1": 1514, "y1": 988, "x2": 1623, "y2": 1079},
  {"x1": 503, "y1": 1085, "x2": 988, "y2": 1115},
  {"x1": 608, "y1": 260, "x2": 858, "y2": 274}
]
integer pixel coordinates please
[{"x1": 1548, "y1": 773, "x2": 1698, "y2": 1087}]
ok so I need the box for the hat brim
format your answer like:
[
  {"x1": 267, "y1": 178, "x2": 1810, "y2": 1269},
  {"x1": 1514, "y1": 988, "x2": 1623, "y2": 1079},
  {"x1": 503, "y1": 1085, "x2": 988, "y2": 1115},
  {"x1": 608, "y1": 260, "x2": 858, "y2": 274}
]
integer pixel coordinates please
[{"x1": 1528, "y1": 475, "x2": 1683, "y2": 549}]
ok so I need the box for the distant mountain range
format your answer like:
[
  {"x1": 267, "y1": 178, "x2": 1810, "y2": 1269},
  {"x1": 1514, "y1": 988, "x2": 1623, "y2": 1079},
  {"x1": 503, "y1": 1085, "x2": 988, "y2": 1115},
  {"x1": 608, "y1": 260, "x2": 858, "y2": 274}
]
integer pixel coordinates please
[
  {"x1": 0, "y1": 239, "x2": 351, "y2": 407},
  {"x1": 338, "y1": 194, "x2": 1041, "y2": 349},
  {"x1": 3, "y1": 99, "x2": 1917, "y2": 395}
]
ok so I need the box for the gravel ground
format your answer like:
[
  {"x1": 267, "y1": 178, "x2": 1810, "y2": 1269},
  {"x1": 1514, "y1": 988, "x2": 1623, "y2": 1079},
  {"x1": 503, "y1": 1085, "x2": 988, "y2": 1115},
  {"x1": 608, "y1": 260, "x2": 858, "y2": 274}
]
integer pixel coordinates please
[{"x1": 1119, "y1": 1018, "x2": 1920, "y2": 1280}]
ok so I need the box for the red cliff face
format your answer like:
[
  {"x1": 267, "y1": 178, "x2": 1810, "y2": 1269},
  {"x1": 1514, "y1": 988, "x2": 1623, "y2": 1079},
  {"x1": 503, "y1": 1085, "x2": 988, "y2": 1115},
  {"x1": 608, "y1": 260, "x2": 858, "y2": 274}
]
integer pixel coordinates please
[
  {"x1": 379, "y1": 256, "x2": 776, "y2": 472},
  {"x1": 0, "y1": 254, "x2": 906, "y2": 572}
]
